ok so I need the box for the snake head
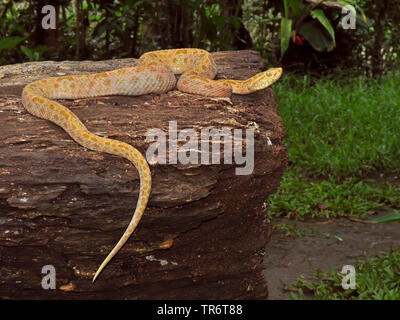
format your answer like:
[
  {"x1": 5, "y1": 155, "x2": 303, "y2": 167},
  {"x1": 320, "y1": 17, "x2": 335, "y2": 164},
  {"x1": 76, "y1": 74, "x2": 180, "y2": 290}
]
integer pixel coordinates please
[
  {"x1": 264, "y1": 67, "x2": 283, "y2": 82},
  {"x1": 248, "y1": 67, "x2": 283, "y2": 92}
]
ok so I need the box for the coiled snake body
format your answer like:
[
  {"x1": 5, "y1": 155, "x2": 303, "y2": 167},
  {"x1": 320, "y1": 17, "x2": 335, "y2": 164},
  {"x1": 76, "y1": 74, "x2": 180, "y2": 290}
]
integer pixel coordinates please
[{"x1": 21, "y1": 48, "x2": 282, "y2": 282}]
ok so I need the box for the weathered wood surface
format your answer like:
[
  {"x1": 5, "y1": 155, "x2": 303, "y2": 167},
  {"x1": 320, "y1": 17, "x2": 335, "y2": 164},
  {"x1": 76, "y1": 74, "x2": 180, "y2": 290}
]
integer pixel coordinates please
[{"x1": 0, "y1": 50, "x2": 288, "y2": 299}]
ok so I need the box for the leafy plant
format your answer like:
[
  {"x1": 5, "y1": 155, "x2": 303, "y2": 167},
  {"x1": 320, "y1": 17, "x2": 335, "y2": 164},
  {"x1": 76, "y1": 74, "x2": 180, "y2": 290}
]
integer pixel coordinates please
[
  {"x1": 268, "y1": 72, "x2": 400, "y2": 221},
  {"x1": 20, "y1": 45, "x2": 48, "y2": 61},
  {"x1": 287, "y1": 247, "x2": 400, "y2": 300},
  {"x1": 367, "y1": 211, "x2": 400, "y2": 224},
  {"x1": 280, "y1": 0, "x2": 367, "y2": 57},
  {"x1": 266, "y1": 170, "x2": 394, "y2": 220},
  {"x1": 0, "y1": 36, "x2": 27, "y2": 51},
  {"x1": 271, "y1": 221, "x2": 316, "y2": 237},
  {"x1": 274, "y1": 71, "x2": 400, "y2": 177},
  {"x1": 0, "y1": 36, "x2": 28, "y2": 64}
]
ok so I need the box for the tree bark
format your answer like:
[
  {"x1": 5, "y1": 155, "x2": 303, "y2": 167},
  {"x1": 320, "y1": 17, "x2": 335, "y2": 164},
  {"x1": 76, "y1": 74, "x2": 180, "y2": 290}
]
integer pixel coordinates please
[
  {"x1": 370, "y1": 2, "x2": 385, "y2": 77},
  {"x1": 74, "y1": 0, "x2": 88, "y2": 61},
  {"x1": 0, "y1": 50, "x2": 287, "y2": 299}
]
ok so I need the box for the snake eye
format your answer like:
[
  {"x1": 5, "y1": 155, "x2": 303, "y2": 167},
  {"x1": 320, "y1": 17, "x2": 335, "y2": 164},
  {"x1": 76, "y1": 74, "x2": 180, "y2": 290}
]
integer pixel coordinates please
[{"x1": 265, "y1": 68, "x2": 282, "y2": 78}]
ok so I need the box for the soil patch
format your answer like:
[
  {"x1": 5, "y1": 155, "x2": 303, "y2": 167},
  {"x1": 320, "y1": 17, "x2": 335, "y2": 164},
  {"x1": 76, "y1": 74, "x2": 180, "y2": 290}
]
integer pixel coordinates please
[{"x1": 263, "y1": 211, "x2": 400, "y2": 299}]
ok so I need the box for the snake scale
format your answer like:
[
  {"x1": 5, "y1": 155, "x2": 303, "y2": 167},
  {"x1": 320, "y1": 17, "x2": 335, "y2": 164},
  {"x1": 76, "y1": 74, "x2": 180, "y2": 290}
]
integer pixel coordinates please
[{"x1": 21, "y1": 48, "x2": 283, "y2": 282}]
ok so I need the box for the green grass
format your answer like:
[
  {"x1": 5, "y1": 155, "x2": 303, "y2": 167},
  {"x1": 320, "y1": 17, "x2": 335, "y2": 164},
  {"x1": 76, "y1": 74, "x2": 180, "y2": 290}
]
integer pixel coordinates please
[
  {"x1": 287, "y1": 247, "x2": 400, "y2": 300},
  {"x1": 267, "y1": 71, "x2": 400, "y2": 300},
  {"x1": 270, "y1": 221, "x2": 316, "y2": 237},
  {"x1": 273, "y1": 71, "x2": 400, "y2": 177},
  {"x1": 267, "y1": 169, "x2": 400, "y2": 219},
  {"x1": 267, "y1": 71, "x2": 400, "y2": 220}
]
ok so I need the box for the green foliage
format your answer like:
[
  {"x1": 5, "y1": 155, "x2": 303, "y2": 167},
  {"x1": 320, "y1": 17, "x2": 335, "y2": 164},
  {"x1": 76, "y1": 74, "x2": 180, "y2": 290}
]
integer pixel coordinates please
[
  {"x1": 267, "y1": 169, "x2": 400, "y2": 219},
  {"x1": 269, "y1": 72, "x2": 400, "y2": 299},
  {"x1": 288, "y1": 247, "x2": 400, "y2": 299},
  {"x1": 309, "y1": 9, "x2": 335, "y2": 49},
  {"x1": 271, "y1": 221, "x2": 316, "y2": 237},
  {"x1": 267, "y1": 72, "x2": 400, "y2": 221},
  {"x1": 0, "y1": 0, "x2": 252, "y2": 63},
  {"x1": 274, "y1": 71, "x2": 400, "y2": 177},
  {"x1": 279, "y1": 0, "x2": 365, "y2": 56},
  {"x1": 88, "y1": 0, "x2": 149, "y2": 58},
  {"x1": 20, "y1": 45, "x2": 48, "y2": 61},
  {"x1": 0, "y1": 0, "x2": 398, "y2": 76},
  {"x1": 244, "y1": 0, "x2": 398, "y2": 75},
  {"x1": 0, "y1": 36, "x2": 27, "y2": 51},
  {"x1": 280, "y1": 18, "x2": 292, "y2": 57},
  {"x1": 367, "y1": 211, "x2": 400, "y2": 224}
]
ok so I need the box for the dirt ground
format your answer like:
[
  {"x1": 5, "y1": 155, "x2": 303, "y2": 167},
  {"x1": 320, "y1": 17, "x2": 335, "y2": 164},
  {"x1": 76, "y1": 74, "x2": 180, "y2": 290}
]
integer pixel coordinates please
[{"x1": 263, "y1": 211, "x2": 400, "y2": 299}]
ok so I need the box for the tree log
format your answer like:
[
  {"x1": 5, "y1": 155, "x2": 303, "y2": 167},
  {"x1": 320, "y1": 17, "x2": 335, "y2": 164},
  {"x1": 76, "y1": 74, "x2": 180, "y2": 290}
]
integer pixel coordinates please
[{"x1": 0, "y1": 50, "x2": 288, "y2": 299}]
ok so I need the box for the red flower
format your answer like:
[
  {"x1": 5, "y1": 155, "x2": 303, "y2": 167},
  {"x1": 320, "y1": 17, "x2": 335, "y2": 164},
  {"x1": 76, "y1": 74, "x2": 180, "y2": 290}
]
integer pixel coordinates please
[{"x1": 294, "y1": 35, "x2": 304, "y2": 45}]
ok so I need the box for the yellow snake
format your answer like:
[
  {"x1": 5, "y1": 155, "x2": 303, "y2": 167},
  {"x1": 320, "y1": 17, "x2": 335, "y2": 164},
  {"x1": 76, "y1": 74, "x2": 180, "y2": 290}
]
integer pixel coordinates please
[{"x1": 21, "y1": 48, "x2": 282, "y2": 282}]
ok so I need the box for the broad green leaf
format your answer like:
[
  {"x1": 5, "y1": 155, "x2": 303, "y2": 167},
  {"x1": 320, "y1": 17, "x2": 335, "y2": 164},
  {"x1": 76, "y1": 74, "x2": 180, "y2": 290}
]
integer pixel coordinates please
[
  {"x1": 280, "y1": 18, "x2": 292, "y2": 57},
  {"x1": 20, "y1": 45, "x2": 47, "y2": 61},
  {"x1": 367, "y1": 211, "x2": 400, "y2": 224},
  {"x1": 337, "y1": 1, "x2": 356, "y2": 16},
  {"x1": 298, "y1": 20, "x2": 335, "y2": 52},
  {"x1": 336, "y1": 1, "x2": 367, "y2": 23},
  {"x1": 0, "y1": 36, "x2": 27, "y2": 51},
  {"x1": 288, "y1": 0, "x2": 301, "y2": 17},
  {"x1": 34, "y1": 45, "x2": 48, "y2": 55},
  {"x1": 283, "y1": 0, "x2": 289, "y2": 18},
  {"x1": 20, "y1": 45, "x2": 34, "y2": 60},
  {"x1": 230, "y1": 16, "x2": 241, "y2": 31},
  {"x1": 310, "y1": 9, "x2": 336, "y2": 48}
]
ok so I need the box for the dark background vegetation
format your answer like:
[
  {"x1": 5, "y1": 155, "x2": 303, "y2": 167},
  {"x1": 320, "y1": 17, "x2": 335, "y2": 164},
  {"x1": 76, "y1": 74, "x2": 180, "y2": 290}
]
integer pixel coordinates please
[{"x1": 0, "y1": 0, "x2": 399, "y2": 77}]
